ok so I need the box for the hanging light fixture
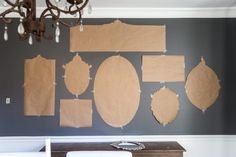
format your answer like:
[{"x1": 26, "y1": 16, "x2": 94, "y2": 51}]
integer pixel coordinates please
[{"x1": 0, "y1": 0, "x2": 92, "y2": 44}]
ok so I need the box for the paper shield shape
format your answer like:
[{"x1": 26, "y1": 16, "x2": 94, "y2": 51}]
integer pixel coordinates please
[
  {"x1": 24, "y1": 55, "x2": 55, "y2": 116},
  {"x1": 185, "y1": 57, "x2": 221, "y2": 112},
  {"x1": 63, "y1": 55, "x2": 90, "y2": 97},
  {"x1": 70, "y1": 20, "x2": 166, "y2": 52},
  {"x1": 142, "y1": 55, "x2": 185, "y2": 82},
  {"x1": 94, "y1": 56, "x2": 140, "y2": 127},
  {"x1": 60, "y1": 99, "x2": 92, "y2": 128},
  {"x1": 151, "y1": 87, "x2": 180, "y2": 125}
]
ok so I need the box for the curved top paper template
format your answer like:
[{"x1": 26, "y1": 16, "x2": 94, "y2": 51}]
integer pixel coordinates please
[
  {"x1": 24, "y1": 55, "x2": 55, "y2": 116},
  {"x1": 185, "y1": 57, "x2": 221, "y2": 112},
  {"x1": 63, "y1": 55, "x2": 91, "y2": 97},
  {"x1": 70, "y1": 20, "x2": 166, "y2": 52},
  {"x1": 94, "y1": 56, "x2": 140, "y2": 128}
]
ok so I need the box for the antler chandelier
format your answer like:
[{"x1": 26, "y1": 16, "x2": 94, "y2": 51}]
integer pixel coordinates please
[{"x1": 0, "y1": 0, "x2": 92, "y2": 45}]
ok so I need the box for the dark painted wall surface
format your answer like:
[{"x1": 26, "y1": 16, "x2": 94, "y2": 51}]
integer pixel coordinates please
[{"x1": 0, "y1": 18, "x2": 235, "y2": 136}]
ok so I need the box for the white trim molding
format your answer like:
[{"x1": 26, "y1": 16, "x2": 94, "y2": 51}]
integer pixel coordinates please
[
  {"x1": 0, "y1": 135, "x2": 236, "y2": 157},
  {"x1": 1, "y1": 7, "x2": 236, "y2": 18}
]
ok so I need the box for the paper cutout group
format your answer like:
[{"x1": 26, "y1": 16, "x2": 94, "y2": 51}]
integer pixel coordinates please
[{"x1": 22, "y1": 21, "x2": 221, "y2": 128}]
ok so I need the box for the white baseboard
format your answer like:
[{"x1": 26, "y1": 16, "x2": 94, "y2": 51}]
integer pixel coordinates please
[{"x1": 0, "y1": 135, "x2": 236, "y2": 157}]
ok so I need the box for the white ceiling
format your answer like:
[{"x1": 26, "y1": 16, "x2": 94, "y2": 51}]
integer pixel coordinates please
[{"x1": 37, "y1": 0, "x2": 236, "y2": 8}]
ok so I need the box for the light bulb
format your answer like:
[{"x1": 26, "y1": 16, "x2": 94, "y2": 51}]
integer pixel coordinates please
[
  {"x1": 17, "y1": 19, "x2": 25, "y2": 34},
  {"x1": 55, "y1": 36, "x2": 59, "y2": 43},
  {"x1": 80, "y1": 20, "x2": 83, "y2": 32},
  {"x1": 55, "y1": 22, "x2": 60, "y2": 36},
  {"x1": 87, "y1": 2, "x2": 92, "y2": 14},
  {"x1": 28, "y1": 34, "x2": 33, "y2": 45},
  {"x1": 4, "y1": 25, "x2": 8, "y2": 41}
]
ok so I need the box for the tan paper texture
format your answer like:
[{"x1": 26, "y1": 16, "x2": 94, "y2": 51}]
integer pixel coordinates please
[
  {"x1": 151, "y1": 87, "x2": 180, "y2": 125},
  {"x1": 94, "y1": 56, "x2": 140, "y2": 128},
  {"x1": 60, "y1": 99, "x2": 92, "y2": 128},
  {"x1": 142, "y1": 55, "x2": 185, "y2": 82},
  {"x1": 24, "y1": 55, "x2": 55, "y2": 116},
  {"x1": 185, "y1": 57, "x2": 221, "y2": 112},
  {"x1": 63, "y1": 55, "x2": 90, "y2": 97},
  {"x1": 70, "y1": 20, "x2": 166, "y2": 52}
]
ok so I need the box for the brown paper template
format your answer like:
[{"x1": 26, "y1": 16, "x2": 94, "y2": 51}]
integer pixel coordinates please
[
  {"x1": 94, "y1": 56, "x2": 140, "y2": 128},
  {"x1": 24, "y1": 55, "x2": 55, "y2": 116},
  {"x1": 60, "y1": 99, "x2": 92, "y2": 128},
  {"x1": 70, "y1": 20, "x2": 166, "y2": 52},
  {"x1": 151, "y1": 87, "x2": 180, "y2": 125},
  {"x1": 142, "y1": 55, "x2": 185, "y2": 82},
  {"x1": 185, "y1": 57, "x2": 221, "y2": 112},
  {"x1": 63, "y1": 54, "x2": 91, "y2": 97}
]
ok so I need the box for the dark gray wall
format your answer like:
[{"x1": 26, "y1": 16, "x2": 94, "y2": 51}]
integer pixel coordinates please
[{"x1": 0, "y1": 18, "x2": 235, "y2": 136}]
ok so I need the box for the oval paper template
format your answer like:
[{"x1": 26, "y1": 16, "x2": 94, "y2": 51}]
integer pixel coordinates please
[
  {"x1": 94, "y1": 56, "x2": 140, "y2": 127},
  {"x1": 151, "y1": 87, "x2": 180, "y2": 125},
  {"x1": 185, "y1": 57, "x2": 221, "y2": 112},
  {"x1": 63, "y1": 55, "x2": 90, "y2": 97}
]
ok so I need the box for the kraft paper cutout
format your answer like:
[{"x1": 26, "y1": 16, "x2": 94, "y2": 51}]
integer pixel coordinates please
[
  {"x1": 70, "y1": 20, "x2": 166, "y2": 52},
  {"x1": 24, "y1": 55, "x2": 55, "y2": 116},
  {"x1": 94, "y1": 56, "x2": 140, "y2": 128},
  {"x1": 142, "y1": 55, "x2": 185, "y2": 82},
  {"x1": 151, "y1": 87, "x2": 180, "y2": 125},
  {"x1": 60, "y1": 99, "x2": 92, "y2": 128},
  {"x1": 185, "y1": 57, "x2": 221, "y2": 112},
  {"x1": 63, "y1": 55, "x2": 91, "y2": 97}
]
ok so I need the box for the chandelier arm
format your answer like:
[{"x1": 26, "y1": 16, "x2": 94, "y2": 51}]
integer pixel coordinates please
[
  {"x1": 1, "y1": 0, "x2": 90, "y2": 43},
  {"x1": 57, "y1": 8, "x2": 82, "y2": 27},
  {"x1": 45, "y1": 0, "x2": 89, "y2": 14},
  {"x1": 0, "y1": 8, "x2": 25, "y2": 23},
  {"x1": 43, "y1": 14, "x2": 55, "y2": 18},
  {"x1": 1, "y1": 16, "x2": 12, "y2": 23},
  {"x1": 46, "y1": 0, "x2": 73, "y2": 14},
  {"x1": 0, "y1": 0, "x2": 26, "y2": 23},
  {"x1": 40, "y1": 7, "x2": 60, "y2": 20},
  {"x1": 67, "y1": 5, "x2": 81, "y2": 16},
  {"x1": 75, "y1": 8, "x2": 82, "y2": 22},
  {"x1": 68, "y1": 4, "x2": 81, "y2": 15},
  {"x1": 58, "y1": 19, "x2": 74, "y2": 27},
  {"x1": 4, "y1": 0, "x2": 20, "y2": 7},
  {"x1": 44, "y1": 0, "x2": 62, "y2": 19},
  {"x1": 43, "y1": 1, "x2": 83, "y2": 27},
  {"x1": 17, "y1": 2, "x2": 26, "y2": 17},
  {"x1": 77, "y1": 0, "x2": 89, "y2": 11}
]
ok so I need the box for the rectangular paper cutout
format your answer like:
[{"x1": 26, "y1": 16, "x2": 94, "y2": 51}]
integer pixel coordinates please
[
  {"x1": 142, "y1": 55, "x2": 185, "y2": 82},
  {"x1": 70, "y1": 20, "x2": 166, "y2": 52},
  {"x1": 24, "y1": 55, "x2": 55, "y2": 116},
  {"x1": 60, "y1": 99, "x2": 92, "y2": 128}
]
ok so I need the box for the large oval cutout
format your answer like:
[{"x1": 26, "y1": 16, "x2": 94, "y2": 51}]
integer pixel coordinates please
[{"x1": 94, "y1": 56, "x2": 140, "y2": 127}]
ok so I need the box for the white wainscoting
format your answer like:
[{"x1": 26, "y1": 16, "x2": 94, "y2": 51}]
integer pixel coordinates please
[{"x1": 0, "y1": 135, "x2": 235, "y2": 157}]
